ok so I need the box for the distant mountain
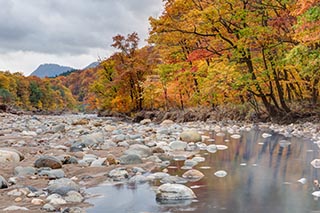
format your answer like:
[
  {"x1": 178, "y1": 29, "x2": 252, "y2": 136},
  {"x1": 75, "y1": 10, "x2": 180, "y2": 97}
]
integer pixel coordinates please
[
  {"x1": 30, "y1": 64, "x2": 75, "y2": 78},
  {"x1": 83, "y1": 61, "x2": 99, "y2": 70},
  {"x1": 30, "y1": 62, "x2": 100, "y2": 78}
]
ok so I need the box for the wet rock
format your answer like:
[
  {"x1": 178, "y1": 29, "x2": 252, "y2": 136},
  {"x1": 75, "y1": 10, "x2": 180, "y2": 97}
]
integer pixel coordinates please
[
  {"x1": 216, "y1": 145, "x2": 228, "y2": 150},
  {"x1": 214, "y1": 170, "x2": 228, "y2": 177},
  {"x1": 180, "y1": 130, "x2": 201, "y2": 142},
  {"x1": 124, "y1": 144, "x2": 152, "y2": 158},
  {"x1": 182, "y1": 169, "x2": 204, "y2": 181},
  {"x1": 47, "y1": 178, "x2": 80, "y2": 195},
  {"x1": 279, "y1": 140, "x2": 291, "y2": 148},
  {"x1": 128, "y1": 175, "x2": 148, "y2": 184},
  {"x1": 3, "y1": 205, "x2": 29, "y2": 211},
  {"x1": 262, "y1": 133, "x2": 272, "y2": 138},
  {"x1": 0, "y1": 149, "x2": 21, "y2": 164},
  {"x1": 160, "y1": 176, "x2": 187, "y2": 184},
  {"x1": 206, "y1": 144, "x2": 217, "y2": 153},
  {"x1": 64, "y1": 191, "x2": 84, "y2": 203},
  {"x1": 192, "y1": 156, "x2": 205, "y2": 163},
  {"x1": 156, "y1": 183, "x2": 196, "y2": 201},
  {"x1": 34, "y1": 156, "x2": 62, "y2": 169},
  {"x1": 184, "y1": 159, "x2": 198, "y2": 168},
  {"x1": 311, "y1": 159, "x2": 320, "y2": 168},
  {"x1": 0, "y1": 175, "x2": 8, "y2": 189},
  {"x1": 147, "y1": 172, "x2": 170, "y2": 181},
  {"x1": 14, "y1": 166, "x2": 36, "y2": 176},
  {"x1": 119, "y1": 154, "x2": 142, "y2": 165},
  {"x1": 169, "y1": 141, "x2": 187, "y2": 151},
  {"x1": 231, "y1": 134, "x2": 241, "y2": 139},
  {"x1": 108, "y1": 168, "x2": 129, "y2": 181}
]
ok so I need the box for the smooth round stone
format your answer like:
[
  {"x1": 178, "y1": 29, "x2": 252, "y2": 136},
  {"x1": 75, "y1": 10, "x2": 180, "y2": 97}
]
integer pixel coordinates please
[
  {"x1": 169, "y1": 141, "x2": 187, "y2": 151},
  {"x1": 216, "y1": 132, "x2": 225, "y2": 137},
  {"x1": 214, "y1": 170, "x2": 227, "y2": 177},
  {"x1": 90, "y1": 158, "x2": 107, "y2": 167},
  {"x1": 206, "y1": 144, "x2": 217, "y2": 153},
  {"x1": 182, "y1": 169, "x2": 204, "y2": 181},
  {"x1": 311, "y1": 159, "x2": 320, "y2": 168},
  {"x1": 38, "y1": 169, "x2": 65, "y2": 179},
  {"x1": 156, "y1": 183, "x2": 196, "y2": 201},
  {"x1": 31, "y1": 198, "x2": 44, "y2": 205},
  {"x1": 231, "y1": 134, "x2": 241, "y2": 139},
  {"x1": 192, "y1": 157, "x2": 205, "y2": 163},
  {"x1": 0, "y1": 150, "x2": 20, "y2": 164},
  {"x1": 149, "y1": 172, "x2": 170, "y2": 180},
  {"x1": 128, "y1": 175, "x2": 148, "y2": 184},
  {"x1": 119, "y1": 154, "x2": 142, "y2": 165},
  {"x1": 124, "y1": 144, "x2": 152, "y2": 158},
  {"x1": 216, "y1": 145, "x2": 228, "y2": 150},
  {"x1": 0, "y1": 148, "x2": 24, "y2": 161},
  {"x1": 47, "y1": 178, "x2": 80, "y2": 195},
  {"x1": 160, "y1": 120, "x2": 174, "y2": 125},
  {"x1": 3, "y1": 205, "x2": 29, "y2": 211},
  {"x1": 64, "y1": 191, "x2": 84, "y2": 203},
  {"x1": 160, "y1": 176, "x2": 187, "y2": 184},
  {"x1": 34, "y1": 156, "x2": 62, "y2": 169},
  {"x1": 46, "y1": 194, "x2": 67, "y2": 205},
  {"x1": 196, "y1": 142, "x2": 207, "y2": 150},
  {"x1": 180, "y1": 130, "x2": 202, "y2": 142},
  {"x1": 108, "y1": 168, "x2": 129, "y2": 181}
]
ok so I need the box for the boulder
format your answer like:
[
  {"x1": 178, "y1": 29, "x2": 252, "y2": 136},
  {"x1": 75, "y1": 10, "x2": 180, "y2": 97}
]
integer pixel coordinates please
[
  {"x1": 34, "y1": 156, "x2": 62, "y2": 169},
  {"x1": 47, "y1": 178, "x2": 80, "y2": 195},
  {"x1": 180, "y1": 130, "x2": 201, "y2": 142},
  {"x1": 119, "y1": 154, "x2": 143, "y2": 165},
  {"x1": 124, "y1": 144, "x2": 152, "y2": 158},
  {"x1": 182, "y1": 169, "x2": 204, "y2": 181},
  {"x1": 0, "y1": 149, "x2": 21, "y2": 164},
  {"x1": 108, "y1": 168, "x2": 129, "y2": 181},
  {"x1": 169, "y1": 141, "x2": 187, "y2": 151},
  {"x1": 156, "y1": 183, "x2": 196, "y2": 201}
]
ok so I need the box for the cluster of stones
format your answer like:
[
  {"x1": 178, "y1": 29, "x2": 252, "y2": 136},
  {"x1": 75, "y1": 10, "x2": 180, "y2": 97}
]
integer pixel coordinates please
[{"x1": 1, "y1": 113, "x2": 320, "y2": 211}]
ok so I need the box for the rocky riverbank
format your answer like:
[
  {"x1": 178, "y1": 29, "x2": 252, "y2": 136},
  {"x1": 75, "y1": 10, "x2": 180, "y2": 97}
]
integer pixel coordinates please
[{"x1": 0, "y1": 112, "x2": 319, "y2": 212}]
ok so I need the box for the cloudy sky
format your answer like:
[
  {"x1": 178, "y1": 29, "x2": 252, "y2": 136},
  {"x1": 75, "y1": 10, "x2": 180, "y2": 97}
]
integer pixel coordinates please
[{"x1": 0, "y1": 0, "x2": 164, "y2": 75}]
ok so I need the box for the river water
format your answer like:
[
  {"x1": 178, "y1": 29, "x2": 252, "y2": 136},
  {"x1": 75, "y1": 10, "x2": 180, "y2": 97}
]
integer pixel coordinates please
[{"x1": 87, "y1": 129, "x2": 320, "y2": 213}]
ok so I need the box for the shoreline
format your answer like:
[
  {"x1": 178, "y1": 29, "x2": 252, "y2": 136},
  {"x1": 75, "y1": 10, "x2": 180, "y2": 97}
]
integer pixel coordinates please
[{"x1": 0, "y1": 112, "x2": 319, "y2": 212}]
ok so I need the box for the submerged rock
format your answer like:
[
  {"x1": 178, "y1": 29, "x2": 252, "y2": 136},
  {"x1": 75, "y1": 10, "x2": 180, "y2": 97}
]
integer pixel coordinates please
[
  {"x1": 156, "y1": 183, "x2": 196, "y2": 201},
  {"x1": 182, "y1": 169, "x2": 204, "y2": 181}
]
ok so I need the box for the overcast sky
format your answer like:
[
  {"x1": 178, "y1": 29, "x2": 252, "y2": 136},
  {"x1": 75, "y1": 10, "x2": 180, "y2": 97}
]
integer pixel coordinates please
[{"x1": 0, "y1": 0, "x2": 164, "y2": 75}]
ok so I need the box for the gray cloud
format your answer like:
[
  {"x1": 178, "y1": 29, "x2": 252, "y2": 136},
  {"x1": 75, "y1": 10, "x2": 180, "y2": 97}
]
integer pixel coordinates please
[{"x1": 0, "y1": 0, "x2": 163, "y2": 54}]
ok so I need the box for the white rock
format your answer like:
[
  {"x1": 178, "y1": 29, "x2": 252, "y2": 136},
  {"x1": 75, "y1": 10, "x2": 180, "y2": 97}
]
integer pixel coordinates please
[
  {"x1": 297, "y1": 178, "x2": 307, "y2": 184},
  {"x1": 262, "y1": 133, "x2": 272, "y2": 138},
  {"x1": 214, "y1": 170, "x2": 227, "y2": 177},
  {"x1": 3, "y1": 205, "x2": 29, "y2": 211},
  {"x1": 231, "y1": 134, "x2": 241, "y2": 139},
  {"x1": 206, "y1": 144, "x2": 217, "y2": 153},
  {"x1": 216, "y1": 145, "x2": 228, "y2": 150},
  {"x1": 311, "y1": 159, "x2": 320, "y2": 168},
  {"x1": 312, "y1": 191, "x2": 320, "y2": 197}
]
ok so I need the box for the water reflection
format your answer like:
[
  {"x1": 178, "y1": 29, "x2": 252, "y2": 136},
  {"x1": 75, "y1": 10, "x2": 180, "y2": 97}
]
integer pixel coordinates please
[{"x1": 87, "y1": 130, "x2": 320, "y2": 213}]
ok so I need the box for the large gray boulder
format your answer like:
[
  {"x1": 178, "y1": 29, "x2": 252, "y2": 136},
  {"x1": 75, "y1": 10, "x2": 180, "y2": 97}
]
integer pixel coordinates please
[
  {"x1": 124, "y1": 144, "x2": 152, "y2": 158},
  {"x1": 119, "y1": 154, "x2": 142, "y2": 165},
  {"x1": 156, "y1": 183, "x2": 196, "y2": 201},
  {"x1": 47, "y1": 178, "x2": 80, "y2": 195}
]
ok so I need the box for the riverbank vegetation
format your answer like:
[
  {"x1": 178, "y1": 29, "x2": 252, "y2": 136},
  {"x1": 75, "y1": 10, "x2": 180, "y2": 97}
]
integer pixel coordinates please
[{"x1": 0, "y1": 0, "x2": 319, "y2": 122}]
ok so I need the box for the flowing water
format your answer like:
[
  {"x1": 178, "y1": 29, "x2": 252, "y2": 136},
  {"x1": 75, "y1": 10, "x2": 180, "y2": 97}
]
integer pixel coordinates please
[{"x1": 87, "y1": 129, "x2": 320, "y2": 213}]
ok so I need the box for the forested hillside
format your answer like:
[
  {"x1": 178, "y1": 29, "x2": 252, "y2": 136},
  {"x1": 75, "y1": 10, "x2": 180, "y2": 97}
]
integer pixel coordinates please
[{"x1": 0, "y1": 0, "x2": 319, "y2": 120}]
